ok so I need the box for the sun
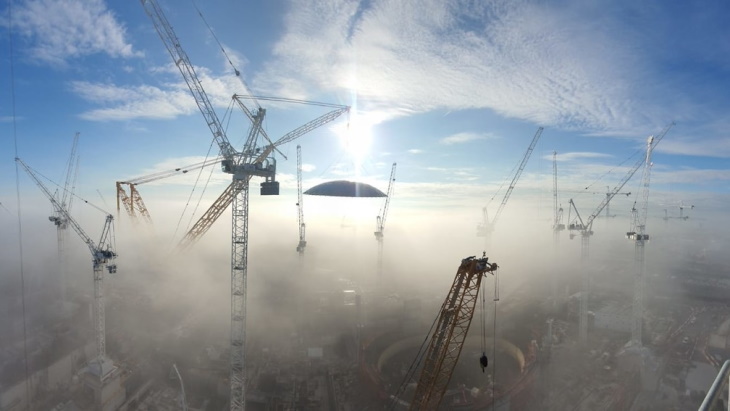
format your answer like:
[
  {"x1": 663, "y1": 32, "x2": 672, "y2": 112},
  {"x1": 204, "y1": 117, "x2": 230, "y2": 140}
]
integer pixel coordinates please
[{"x1": 340, "y1": 113, "x2": 373, "y2": 164}]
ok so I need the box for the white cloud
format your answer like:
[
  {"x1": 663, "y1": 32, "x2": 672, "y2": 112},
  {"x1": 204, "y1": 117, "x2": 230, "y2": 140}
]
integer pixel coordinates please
[
  {"x1": 12, "y1": 0, "x2": 142, "y2": 66},
  {"x1": 658, "y1": 136, "x2": 730, "y2": 159},
  {"x1": 301, "y1": 163, "x2": 316, "y2": 172},
  {"x1": 70, "y1": 64, "x2": 245, "y2": 121},
  {"x1": 408, "y1": 149, "x2": 423, "y2": 154},
  {"x1": 549, "y1": 152, "x2": 613, "y2": 162},
  {"x1": 440, "y1": 132, "x2": 494, "y2": 145},
  {"x1": 0, "y1": 116, "x2": 22, "y2": 123},
  {"x1": 254, "y1": 0, "x2": 649, "y2": 132},
  {"x1": 653, "y1": 168, "x2": 730, "y2": 186}
]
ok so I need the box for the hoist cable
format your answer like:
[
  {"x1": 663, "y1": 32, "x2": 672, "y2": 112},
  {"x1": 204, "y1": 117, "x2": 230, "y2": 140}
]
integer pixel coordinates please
[{"x1": 8, "y1": 0, "x2": 31, "y2": 406}]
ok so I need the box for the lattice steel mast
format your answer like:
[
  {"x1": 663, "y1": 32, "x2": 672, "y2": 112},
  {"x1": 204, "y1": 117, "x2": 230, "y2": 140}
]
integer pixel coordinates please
[{"x1": 296, "y1": 145, "x2": 306, "y2": 254}]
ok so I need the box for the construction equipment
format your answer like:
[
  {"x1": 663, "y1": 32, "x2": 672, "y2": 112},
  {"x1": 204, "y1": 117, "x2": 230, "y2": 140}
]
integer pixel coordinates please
[
  {"x1": 409, "y1": 254, "x2": 498, "y2": 411},
  {"x1": 296, "y1": 145, "x2": 306, "y2": 254},
  {"x1": 566, "y1": 122, "x2": 674, "y2": 344},
  {"x1": 597, "y1": 185, "x2": 631, "y2": 218},
  {"x1": 116, "y1": 157, "x2": 221, "y2": 223},
  {"x1": 477, "y1": 127, "x2": 543, "y2": 236},
  {"x1": 567, "y1": 122, "x2": 675, "y2": 247},
  {"x1": 141, "y1": 2, "x2": 349, "y2": 409},
  {"x1": 625, "y1": 135, "x2": 656, "y2": 346},
  {"x1": 54, "y1": 132, "x2": 81, "y2": 302},
  {"x1": 679, "y1": 203, "x2": 694, "y2": 220},
  {"x1": 552, "y1": 151, "x2": 565, "y2": 233},
  {"x1": 177, "y1": 95, "x2": 349, "y2": 249},
  {"x1": 17, "y1": 158, "x2": 117, "y2": 371},
  {"x1": 375, "y1": 163, "x2": 396, "y2": 279}
]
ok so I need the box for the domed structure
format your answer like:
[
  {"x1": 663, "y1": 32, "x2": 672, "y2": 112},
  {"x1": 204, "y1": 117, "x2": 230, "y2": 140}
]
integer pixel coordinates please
[{"x1": 304, "y1": 180, "x2": 386, "y2": 197}]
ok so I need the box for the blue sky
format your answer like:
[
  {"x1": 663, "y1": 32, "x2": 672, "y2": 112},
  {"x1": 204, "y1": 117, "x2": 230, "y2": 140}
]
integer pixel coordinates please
[{"x1": 1, "y1": 0, "x2": 729, "y2": 234}]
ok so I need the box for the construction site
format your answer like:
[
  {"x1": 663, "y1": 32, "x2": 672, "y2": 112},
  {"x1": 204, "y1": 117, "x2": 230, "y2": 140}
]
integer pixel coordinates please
[{"x1": 2, "y1": 1, "x2": 729, "y2": 411}]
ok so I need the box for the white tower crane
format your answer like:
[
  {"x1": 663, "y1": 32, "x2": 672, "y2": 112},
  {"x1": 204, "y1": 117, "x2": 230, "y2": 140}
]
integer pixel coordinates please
[
  {"x1": 296, "y1": 145, "x2": 306, "y2": 254},
  {"x1": 17, "y1": 158, "x2": 117, "y2": 372},
  {"x1": 54, "y1": 132, "x2": 81, "y2": 303},
  {"x1": 678, "y1": 202, "x2": 694, "y2": 220},
  {"x1": 600, "y1": 185, "x2": 631, "y2": 218},
  {"x1": 567, "y1": 123, "x2": 674, "y2": 257},
  {"x1": 141, "y1": 2, "x2": 349, "y2": 409},
  {"x1": 567, "y1": 122, "x2": 674, "y2": 343},
  {"x1": 477, "y1": 127, "x2": 543, "y2": 237},
  {"x1": 375, "y1": 163, "x2": 396, "y2": 279},
  {"x1": 625, "y1": 135, "x2": 656, "y2": 346}
]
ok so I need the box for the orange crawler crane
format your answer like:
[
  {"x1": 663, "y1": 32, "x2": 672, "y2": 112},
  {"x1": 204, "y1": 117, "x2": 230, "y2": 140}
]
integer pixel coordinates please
[{"x1": 410, "y1": 254, "x2": 498, "y2": 411}]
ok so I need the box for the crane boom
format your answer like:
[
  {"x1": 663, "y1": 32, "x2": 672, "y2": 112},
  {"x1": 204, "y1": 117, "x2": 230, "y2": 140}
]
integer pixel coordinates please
[
  {"x1": 116, "y1": 157, "x2": 222, "y2": 222},
  {"x1": 582, "y1": 122, "x2": 674, "y2": 232},
  {"x1": 410, "y1": 255, "x2": 498, "y2": 411},
  {"x1": 140, "y1": 0, "x2": 236, "y2": 161},
  {"x1": 296, "y1": 145, "x2": 306, "y2": 253},
  {"x1": 375, "y1": 163, "x2": 397, "y2": 238},
  {"x1": 60, "y1": 132, "x2": 80, "y2": 213},
  {"x1": 18, "y1": 158, "x2": 103, "y2": 256},
  {"x1": 491, "y1": 127, "x2": 543, "y2": 227},
  {"x1": 478, "y1": 127, "x2": 543, "y2": 236}
]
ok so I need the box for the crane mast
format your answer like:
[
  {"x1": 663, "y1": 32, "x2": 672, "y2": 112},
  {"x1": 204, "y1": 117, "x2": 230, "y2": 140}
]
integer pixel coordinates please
[
  {"x1": 552, "y1": 151, "x2": 564, "y2": 232},
  {"x1": 374, "y1": 163, "x2": 396, "y2": 279},
  {"x1": 478, "y1": 127, "x2": 543, "y2": 235},
  {"x1": 296, "y1": 145, "x2": 306, "y2": 254},
  {"x1": 627, "y1": 135, "x2": 655, "y2": 346},
  {"x1": 142, "y1": 2, "x2": 349, "y2": 409},
  {"x1": 410, "y1": 255, "x2": 498, "y2": 410},
  {"x1": 17, "y1": 158, "x2": 117, "y2": 366}
]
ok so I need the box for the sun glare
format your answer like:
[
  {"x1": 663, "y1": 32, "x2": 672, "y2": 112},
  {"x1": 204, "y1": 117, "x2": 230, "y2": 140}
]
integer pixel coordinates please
[{"x1": 340, "y1": 114, "x2": 373, "y2": 165}]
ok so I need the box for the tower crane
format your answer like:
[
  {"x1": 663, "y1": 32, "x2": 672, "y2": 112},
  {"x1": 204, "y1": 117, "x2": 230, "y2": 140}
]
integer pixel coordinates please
[
  {"x1": 55, "y1": 132, "x2": 81, "y2": 302},
  {"x1": 678, "y1": 202, "x2": 694, "y2": 220},
  {"x1": 17, "y1": 158, "x2": 117, "y2": 373},
  {"x1": 408, "y1": 254, "x2": 498, "y2": 411},
  {"x1": 566, "y1": 122, "x2": 674, "y2": 343},
  {"x1": 477, "y1": 127, "x2": 543, "y2": 236},
  {"x1": 567, "y1": 122, "x2": 675, "y2": 254},
  {"x1": 625, "y1": 135, "x2": 656, "y2": 346},
  {"x1": 141, "y1": 2, "x2": 349, "y2": 409},
  {"x1": 296, "y1": 145, "x2": 306, "y2": 254},
  {"x1": 597, "y1": 185, "x2": 631, "y2": 218},
  {"x1": 116, "y1": 157, "x2": 221, "y2": 224},
  {"x1": 375, "y1": 163, "x2": 396, "y2": 279}
]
